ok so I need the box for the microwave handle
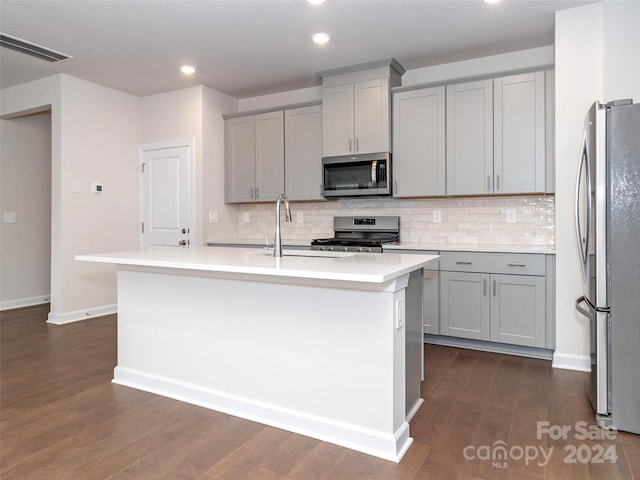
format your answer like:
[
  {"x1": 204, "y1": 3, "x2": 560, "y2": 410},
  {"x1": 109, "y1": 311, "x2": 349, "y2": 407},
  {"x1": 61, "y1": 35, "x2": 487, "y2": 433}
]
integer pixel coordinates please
[{"x1": 371, "y1": 160, "x2": 377, "y2": 186}]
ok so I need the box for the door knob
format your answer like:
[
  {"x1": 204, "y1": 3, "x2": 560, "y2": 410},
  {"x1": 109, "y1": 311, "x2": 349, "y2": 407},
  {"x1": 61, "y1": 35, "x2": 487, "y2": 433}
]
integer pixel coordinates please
[{"x1": 178, "y1": 240, "x2": 187, "y2": 246}]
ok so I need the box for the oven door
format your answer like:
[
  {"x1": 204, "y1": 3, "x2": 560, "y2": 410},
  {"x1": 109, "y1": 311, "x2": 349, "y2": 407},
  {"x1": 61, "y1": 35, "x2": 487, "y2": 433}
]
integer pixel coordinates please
[{"x1": 322, "y1": 153, "x2": 391, "y2": 197}]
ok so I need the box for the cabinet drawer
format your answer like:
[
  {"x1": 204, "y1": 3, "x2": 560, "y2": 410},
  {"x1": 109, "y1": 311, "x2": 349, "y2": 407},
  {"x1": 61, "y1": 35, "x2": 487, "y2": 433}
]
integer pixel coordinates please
[{"x1": 439, "y1": 251, "x2": 545, "y2": 276}]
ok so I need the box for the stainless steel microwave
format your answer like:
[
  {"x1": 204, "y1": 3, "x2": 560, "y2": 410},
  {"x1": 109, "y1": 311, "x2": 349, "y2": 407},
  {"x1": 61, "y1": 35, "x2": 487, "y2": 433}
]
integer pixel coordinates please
[{"x1": 322, "y1": 152, "x2": 392, "y2": 198}]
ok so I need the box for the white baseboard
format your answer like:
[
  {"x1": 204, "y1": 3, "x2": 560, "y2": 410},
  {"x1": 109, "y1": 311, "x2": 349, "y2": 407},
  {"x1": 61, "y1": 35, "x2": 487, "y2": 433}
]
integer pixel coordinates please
[
  {"x1": 47, "y1": 304, "x2": 117, "y2": 325},
  {"x1": 552, "y1": 352, "x2": 591, "y2": 372},
  {"x1": 113, "y1": 366, "x2": 412, "y2": 463},
  {"x1": 0, "y1": 295, "x2": 50, "y2": 311}
]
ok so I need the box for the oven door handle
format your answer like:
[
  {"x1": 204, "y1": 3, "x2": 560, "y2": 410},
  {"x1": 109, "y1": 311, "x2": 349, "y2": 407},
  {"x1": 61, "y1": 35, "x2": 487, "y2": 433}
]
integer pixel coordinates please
[{"x1": 371, "y1": 160, "x2": 377, "y2": 186}]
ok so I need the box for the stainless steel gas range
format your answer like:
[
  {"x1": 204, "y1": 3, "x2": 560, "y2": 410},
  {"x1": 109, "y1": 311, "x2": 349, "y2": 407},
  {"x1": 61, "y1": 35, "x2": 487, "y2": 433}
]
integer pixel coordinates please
[{"x1": 311, "y1": 216, "x2": 399, "y2": 253}]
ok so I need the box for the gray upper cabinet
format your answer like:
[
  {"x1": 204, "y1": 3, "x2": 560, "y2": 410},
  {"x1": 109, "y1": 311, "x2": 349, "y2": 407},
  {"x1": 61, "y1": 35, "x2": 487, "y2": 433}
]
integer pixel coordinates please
[
  {"x1": 284, "y1": 105, "x2": 323, "y2": 201},
  {"x1": 322, "y1": 78, "x2": 390, "y2": 156},
  {"x1": 392, "y1": 86, "x2": 446, "y2": 197},
  {"x1": 444, "y1": 71, "x2": 549, "y2": 196},
  {"x1": 446, "y1": 79, "x2": 494, "y2": 195},
  {"x1": 225, "y1": 115, "x2": 256, "y2": 203},
  {"x1": 225, "y1": 111, "x2": 284, "y2": 203},
  {"x1": 494, "y1": 71, "x2": 546, "y2": 194}
]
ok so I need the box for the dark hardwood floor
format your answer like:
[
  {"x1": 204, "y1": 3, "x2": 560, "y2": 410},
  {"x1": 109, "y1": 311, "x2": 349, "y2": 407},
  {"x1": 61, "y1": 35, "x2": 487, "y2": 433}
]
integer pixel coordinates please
[{"x1": 2, "y1": 304, "x2": 639, "y2": 479}]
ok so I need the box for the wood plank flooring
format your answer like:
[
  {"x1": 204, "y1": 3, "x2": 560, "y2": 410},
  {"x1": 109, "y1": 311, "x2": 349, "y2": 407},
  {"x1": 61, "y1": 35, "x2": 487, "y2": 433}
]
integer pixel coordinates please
[{"x1": 2, "y1": 304, "x2": 639, "y2": 479}]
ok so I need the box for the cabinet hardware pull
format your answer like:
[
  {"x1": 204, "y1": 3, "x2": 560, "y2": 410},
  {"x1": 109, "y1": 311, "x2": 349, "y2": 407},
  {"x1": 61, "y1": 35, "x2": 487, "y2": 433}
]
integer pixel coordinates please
[
  {"x1": 356, "y1": 138, "x2": 359, "y2": 153},
  {"x1": 250, "y1": 188, "x2": 254, "y2": 199},
  {"x1": 349, "y1": 138, "x2": 353, "y2": 152},
  {"x1": 483, "y1": 279, "x2": 487, "y2": 296},
  {"x1": 394, "y1": 180, "x2": 398, "y2": 194},
  {"x1": 487, "y1": 175, "x2": 491, "y2": 191},
  {"x1": 455, "y1": 261, "x2": 472, "y2": 265},
  {"x1": 496, "y1": 174, "x2": 500, "y2": 191},
  {"x1": 507, "y1": 263, "x2": 526, "y2": 267},
  {"x1": 256, "y1": 188, "x2": 260, "y2": 199},
  {"x1": 493, "y1": 279, "x2": 497, "y2": 296}
]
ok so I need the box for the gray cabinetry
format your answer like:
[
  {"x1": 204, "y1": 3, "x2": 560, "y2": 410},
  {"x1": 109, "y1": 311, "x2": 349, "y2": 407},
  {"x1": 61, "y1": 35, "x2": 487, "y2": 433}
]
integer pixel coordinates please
[
  {"x1": 392, "y1": 86, "x2": 446, "y2": 197},
  {"x1": 494, "y1": 71, "x2": 546, "y2": 194},
  {"x1": 225, "y1": 111, "x2": 284, "y2": 203},
  {"x1": 439, "y1": 251, "x2": 548, "y2": 348},
  {"x1": 284, "y1": 105, "x2": 323, "y2": 200},
  {"x1": 444, "y1": 71, "x2": 550, "y2": 196},
  {"x1": 446, "y1": 79, "x2": 494, "y2": 195}
]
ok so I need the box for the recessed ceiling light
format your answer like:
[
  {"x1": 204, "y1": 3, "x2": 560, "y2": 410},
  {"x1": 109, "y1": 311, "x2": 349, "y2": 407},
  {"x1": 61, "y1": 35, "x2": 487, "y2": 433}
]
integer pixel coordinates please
[
  {"x1": 311, "y1": 33, "x2": 330, "y2": 45},
  {"x1": 180, "y1": 65, "x2": 196, "y2": 75},
  {"x1": 307, "y1": 0, "x2": 325, "y2": 4}
]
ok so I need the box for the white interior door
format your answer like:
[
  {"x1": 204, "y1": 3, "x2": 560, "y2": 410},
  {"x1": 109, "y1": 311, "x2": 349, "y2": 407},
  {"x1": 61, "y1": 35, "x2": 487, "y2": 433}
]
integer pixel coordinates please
[{"x1": 142, "y1": 144, "x2": 191, "y2": 248}]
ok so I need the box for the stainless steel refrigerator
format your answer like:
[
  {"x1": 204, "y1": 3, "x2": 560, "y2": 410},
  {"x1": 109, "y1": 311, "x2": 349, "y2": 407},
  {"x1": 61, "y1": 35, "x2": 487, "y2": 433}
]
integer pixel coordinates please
[{"x1": 575, "y1": 100, "x2": 640, "y2": 434}]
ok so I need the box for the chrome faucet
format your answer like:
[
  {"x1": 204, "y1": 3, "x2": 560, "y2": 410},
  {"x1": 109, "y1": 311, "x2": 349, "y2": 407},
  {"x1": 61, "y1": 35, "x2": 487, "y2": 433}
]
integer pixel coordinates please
[{"x1": 274, "y1": 193, "x2": 292, "y2": 257}]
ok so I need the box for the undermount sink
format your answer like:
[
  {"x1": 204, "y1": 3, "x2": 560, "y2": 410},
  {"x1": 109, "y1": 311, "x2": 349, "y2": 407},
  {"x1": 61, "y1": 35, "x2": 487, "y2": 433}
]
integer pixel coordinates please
[{"x1": 253, "y1": 249, "x2": 355, "y2": 258}]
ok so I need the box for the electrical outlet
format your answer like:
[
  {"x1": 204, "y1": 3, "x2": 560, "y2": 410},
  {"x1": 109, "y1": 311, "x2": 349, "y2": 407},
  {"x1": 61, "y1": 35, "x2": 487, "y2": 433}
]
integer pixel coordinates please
[
  {"x1": 242, "y1": 212, "x2": 250, "y2": 223},
  {"x1": 3, "y1": 211, "x2": 16, "y2": 224},
  {"x1": 296, "y1": 211, "x2": 304, "y2": 223},
  {"x1": 506, "y1": 209, "x2": 517, "y2": 223},
  {"x1": 209, "y1": 211, "x2": 218, "y2": 223},
  {"x1": 395, "y1": 298, "x2": 405, "y2": 329},
  {"x1": 432, "y1": 210, "x2": 442, "y2": 223}
]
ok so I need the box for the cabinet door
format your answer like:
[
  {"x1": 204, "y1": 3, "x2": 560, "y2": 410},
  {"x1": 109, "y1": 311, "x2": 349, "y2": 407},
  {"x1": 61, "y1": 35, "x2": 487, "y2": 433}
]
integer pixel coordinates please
[
  {"x1": 255, "y1": 111, "x2": 284, "y2": 202},
  {"x1": 225, "y1": 116, "x2": 255, "y2": 203},
  {"x1": 446, "y1": 80, "x2": 493, "y2": 195},
  {"x1": 423, "y1": 269, "x2": 440, "y2": 334},
  {"x1": 354, "y1": 78, "x2": 390, "y2": 154},
  {"x1": 494, "y1": 72, "x2": 545, "y2": 194},
  {"x1": 285, "y1": 105, "x2": 323, "y2": 201},
  {"x1": 440, "y1": 271, "x2": 490, "y2": 340},
  {"x1": 393, "y1": 86, "x2": 446, "y2": 197},
  {"x1": 490, "y1": 274, "x2": 546, "y2": 347},
  {"x1": 322, "y1": 84, "x2": 354, "y2": 156}
]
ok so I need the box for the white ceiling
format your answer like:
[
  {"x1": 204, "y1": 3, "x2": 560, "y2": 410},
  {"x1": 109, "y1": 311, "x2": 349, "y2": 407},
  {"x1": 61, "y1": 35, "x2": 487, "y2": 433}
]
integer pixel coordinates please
[{"x1": 0, "y1": 0, "x2": 595, "y2": 99}]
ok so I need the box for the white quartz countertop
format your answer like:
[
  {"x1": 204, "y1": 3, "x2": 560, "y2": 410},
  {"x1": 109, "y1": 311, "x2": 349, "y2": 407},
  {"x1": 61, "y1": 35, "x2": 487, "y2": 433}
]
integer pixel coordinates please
[
  {"x1": 383, "y1": 242, "x2": 556, "y2": 255},
  {"x1": 206, "y1": 239, "x2": 555, "y2": 255},
  {"x1": 76, "y1": 246, "x2": 439, "y2": 284}
]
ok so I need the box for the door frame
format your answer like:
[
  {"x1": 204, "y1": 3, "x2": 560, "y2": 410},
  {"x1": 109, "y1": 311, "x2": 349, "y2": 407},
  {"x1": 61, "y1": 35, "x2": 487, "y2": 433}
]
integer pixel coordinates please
[{"x1": 139, "y1": 138, "x2": 195, "y2": 249}]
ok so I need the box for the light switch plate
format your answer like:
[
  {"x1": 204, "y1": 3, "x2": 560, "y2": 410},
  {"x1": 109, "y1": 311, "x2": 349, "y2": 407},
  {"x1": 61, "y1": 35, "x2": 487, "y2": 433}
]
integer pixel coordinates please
[
  {"x1": 242, "y1": 212, "x2": 250, "y2": 223},
  {"x1": 209, "y1": 211, "x2": 218, "y2": 223},
  {"x1": 297, "y1": 211, "x2": 304, "y2": 223},
  {"x1": 432, "y1": 210, "x2": 442, "y2": 223},
  {"x1": 3, "y1": 211, "x2": 16, "y2": 224}
]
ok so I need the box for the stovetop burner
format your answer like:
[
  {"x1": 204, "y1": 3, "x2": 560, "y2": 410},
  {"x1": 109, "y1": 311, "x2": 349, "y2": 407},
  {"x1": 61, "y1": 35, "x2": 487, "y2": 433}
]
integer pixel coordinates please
[{"x1": 311, "y1": 216, "x2": 400, "y2": 253}]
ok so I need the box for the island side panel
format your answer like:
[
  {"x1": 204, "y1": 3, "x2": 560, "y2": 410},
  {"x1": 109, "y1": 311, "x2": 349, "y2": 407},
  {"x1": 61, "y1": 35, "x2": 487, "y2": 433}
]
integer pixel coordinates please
[{"x1": 113, "y1": 267, "x2": 414, "y2": 461}]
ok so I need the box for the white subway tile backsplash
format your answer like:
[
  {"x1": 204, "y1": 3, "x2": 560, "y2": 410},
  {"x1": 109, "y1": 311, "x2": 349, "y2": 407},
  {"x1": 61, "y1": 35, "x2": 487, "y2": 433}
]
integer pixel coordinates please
[{"x1": 240, "y1": 196, "x2": 555, "y2": 249}]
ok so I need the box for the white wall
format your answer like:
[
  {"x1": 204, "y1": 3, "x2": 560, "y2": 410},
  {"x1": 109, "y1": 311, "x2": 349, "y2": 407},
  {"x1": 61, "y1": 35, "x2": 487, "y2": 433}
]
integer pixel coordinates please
[
  {"x1": 554, "y1": 2, "x2": 604, "y2": 370},
  {"x1": 203, "y1": 87, "x2": 240, "y2": 240},
  {"x1": 0, "y1": 113, "x2": 52, "y2": 309},
  {"x1": 553, "y1": 0, "x2": 640, "y2": 370},
  {"x1": 1, "y1": 74, "x2": 142, "y2": 322},
  {"x1": 141, "y1": 86, "x2": 239, "y2": 245},
  {"x1": 603, "y1": 1, "x2": 640, "y2": 103}
]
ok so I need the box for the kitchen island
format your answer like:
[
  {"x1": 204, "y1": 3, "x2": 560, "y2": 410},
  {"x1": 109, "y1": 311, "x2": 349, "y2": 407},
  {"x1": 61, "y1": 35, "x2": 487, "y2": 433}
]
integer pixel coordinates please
[{"x1": 76, "y1": 247, "x2": 439, "y2": 462}]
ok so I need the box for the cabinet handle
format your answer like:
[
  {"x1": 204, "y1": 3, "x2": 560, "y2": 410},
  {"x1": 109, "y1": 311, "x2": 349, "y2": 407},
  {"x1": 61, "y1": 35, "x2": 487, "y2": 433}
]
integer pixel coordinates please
[
  {"x1": 507, "y1": 263, "x2": 526, "y2": 267},
  {"x1": 394, "y1": 180, "x2": 398, "y2": 194},
  {"x1": 255, "y1": 188, "x2": 260, "y2": 199},
  {"x1": 487, "y1": 175, "x2": 491, "y2": 192},
  {"x1": 355, "y1": 138, "x2": 359, "y2": 153},
  {"x1": 493, "y1": 279, "x2": 497, "y2": 296},
  {"x1": 349, "y1": 138, "x2": 353, "y2": 153},
  {"x1": 496, "y1": 174, "x2": 500, "y2": 191},
  {"x1": 455, "y1": 261, "x2": 472, "y2": 265},
  {"x1": 483, "y1": 279, "x2": 487, "y2": 296},
  {"x1": 250, "y1": 188, "x2": 255, "y2": 199}
]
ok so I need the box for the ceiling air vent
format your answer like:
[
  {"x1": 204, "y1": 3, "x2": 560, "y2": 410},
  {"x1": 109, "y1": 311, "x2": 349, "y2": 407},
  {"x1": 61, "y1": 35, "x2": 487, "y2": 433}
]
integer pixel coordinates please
[{"x1": 0, "y1": 33, "x2": 73, "y2": 62}]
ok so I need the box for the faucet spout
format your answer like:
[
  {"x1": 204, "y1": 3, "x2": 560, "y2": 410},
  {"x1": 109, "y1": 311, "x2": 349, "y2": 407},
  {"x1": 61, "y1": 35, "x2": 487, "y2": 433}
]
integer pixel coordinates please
[{"x1": 274, "y1": 193, "x2": 291, "y2": 257}]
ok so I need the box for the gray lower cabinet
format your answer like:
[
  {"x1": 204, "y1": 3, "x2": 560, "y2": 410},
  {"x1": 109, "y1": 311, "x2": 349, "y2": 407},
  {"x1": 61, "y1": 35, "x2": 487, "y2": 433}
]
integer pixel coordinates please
[
  {"x1": 423, "y1": 268, "x2": 440, "y2": 335},
  {"x1": 439, "y1": 251, "x2": 548, "y2": 348}
]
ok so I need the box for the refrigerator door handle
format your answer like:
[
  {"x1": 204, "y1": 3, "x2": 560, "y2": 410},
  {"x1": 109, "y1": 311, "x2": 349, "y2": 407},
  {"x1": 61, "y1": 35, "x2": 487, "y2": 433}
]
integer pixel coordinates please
[
  {"x1": 575, "y1": 131, "x2": 591, "y2": 278},
  {"x1": 575, "y1": 295, "x2": 591, "y2": 317}
]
